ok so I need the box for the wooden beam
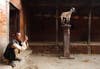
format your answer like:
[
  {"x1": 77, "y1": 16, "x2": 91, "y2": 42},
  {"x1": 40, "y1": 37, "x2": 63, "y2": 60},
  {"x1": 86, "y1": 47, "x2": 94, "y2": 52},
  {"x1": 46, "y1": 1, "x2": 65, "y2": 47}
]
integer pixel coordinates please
[{"x1": 10, "y1": 0, "x2": 21, "y2": 10}]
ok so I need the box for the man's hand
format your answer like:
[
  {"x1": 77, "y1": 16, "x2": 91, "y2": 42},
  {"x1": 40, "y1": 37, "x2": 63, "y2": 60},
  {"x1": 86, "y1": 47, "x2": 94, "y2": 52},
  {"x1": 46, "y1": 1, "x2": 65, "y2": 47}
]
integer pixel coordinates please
[{"x1": 24, "y1": 35, "x2": 28, "y2": 42}]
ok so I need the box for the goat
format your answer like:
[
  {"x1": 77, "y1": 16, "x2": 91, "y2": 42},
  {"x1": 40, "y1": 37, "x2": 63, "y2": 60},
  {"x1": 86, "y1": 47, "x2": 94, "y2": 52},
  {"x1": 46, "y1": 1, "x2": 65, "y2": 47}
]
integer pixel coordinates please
[{"x1": 60, "y1": 7, "x2": 75, "y2": 24}]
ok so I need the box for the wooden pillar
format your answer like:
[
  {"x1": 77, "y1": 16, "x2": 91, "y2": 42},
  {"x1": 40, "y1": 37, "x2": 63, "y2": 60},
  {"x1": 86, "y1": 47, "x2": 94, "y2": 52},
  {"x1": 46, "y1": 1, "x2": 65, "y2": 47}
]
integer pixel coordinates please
[
  {"x1": 20, "y1": 9, "x2": 25, "y2": 40},
  {"x1": 63, "y1": 24, "x2": 71, "y2": 57},
  {"x1": 60, "y1": 23, "x2": 74, "y2": 59},
  {"x1": 87, "y1": 10, "x2": 92, "y2": 54}
]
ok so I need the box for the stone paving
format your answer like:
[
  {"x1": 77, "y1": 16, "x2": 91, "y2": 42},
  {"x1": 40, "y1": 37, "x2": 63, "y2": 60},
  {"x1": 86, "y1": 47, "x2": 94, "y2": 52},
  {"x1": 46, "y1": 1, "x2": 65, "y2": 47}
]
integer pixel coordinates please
[
  {"x1": 0, "y1": 54, "x2": 100, "y2": 69},
  {"x1": 27, "y1": 54, "x2": 100, "y2": 69}
]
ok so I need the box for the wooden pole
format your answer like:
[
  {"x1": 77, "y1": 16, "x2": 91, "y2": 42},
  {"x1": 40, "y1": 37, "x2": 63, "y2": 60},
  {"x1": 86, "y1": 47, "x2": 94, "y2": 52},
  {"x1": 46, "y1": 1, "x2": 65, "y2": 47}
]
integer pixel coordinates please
[
  {"x1": 60, "y1": 23, "x2": 74, "y2": 59},
  {"x1": 56, "y1": 0, "x2": 60, "y2": 55},
  {"x1": 56, "y1": 9, "x2": 59, "y2": 48},
  {"x1": 88, "y1": 10, "x2": 92, "y2": 54},
  {"x1": 63, "y1": 24, "x2": 71, "y2": 57}
]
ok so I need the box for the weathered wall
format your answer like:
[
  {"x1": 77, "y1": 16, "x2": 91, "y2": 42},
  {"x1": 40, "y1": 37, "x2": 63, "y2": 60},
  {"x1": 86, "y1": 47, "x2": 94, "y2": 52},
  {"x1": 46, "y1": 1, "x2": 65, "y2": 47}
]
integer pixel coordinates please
[
  {"x1": 0, "y1": 0, "x2": 9, "y2": 57},
  {"x1": 0, "y1": 0, "x2": 25, "y2": 58}
]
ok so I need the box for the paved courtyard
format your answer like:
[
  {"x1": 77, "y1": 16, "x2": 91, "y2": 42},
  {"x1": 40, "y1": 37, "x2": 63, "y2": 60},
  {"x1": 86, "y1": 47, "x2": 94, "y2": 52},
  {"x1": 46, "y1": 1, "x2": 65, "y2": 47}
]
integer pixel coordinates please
[
  {"x1": 24, "y1": 54, "x2": 100, "y2": 69},
  {"x1": 0, "y1": 53, "x2": 100, "y2": 69}
]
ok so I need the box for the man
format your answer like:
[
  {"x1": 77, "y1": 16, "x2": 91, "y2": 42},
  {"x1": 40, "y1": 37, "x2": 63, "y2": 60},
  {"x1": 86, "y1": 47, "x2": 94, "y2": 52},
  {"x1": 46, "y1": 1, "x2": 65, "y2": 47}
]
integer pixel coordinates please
[{"x1": 3, "y1": 33, "x2": 28, "y2": 67}]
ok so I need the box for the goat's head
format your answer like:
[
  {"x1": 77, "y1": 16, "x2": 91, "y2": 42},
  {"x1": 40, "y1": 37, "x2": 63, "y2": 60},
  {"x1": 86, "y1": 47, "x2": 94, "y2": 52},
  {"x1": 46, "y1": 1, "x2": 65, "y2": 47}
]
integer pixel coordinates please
[{"x1": 70, "y1": 7, "x2": 75, "y2": 12}]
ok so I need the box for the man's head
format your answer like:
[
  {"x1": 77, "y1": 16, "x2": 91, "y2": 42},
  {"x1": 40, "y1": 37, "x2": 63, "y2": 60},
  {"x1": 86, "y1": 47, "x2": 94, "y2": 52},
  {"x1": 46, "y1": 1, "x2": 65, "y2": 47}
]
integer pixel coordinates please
[{"x1": 15, "y1": 32, "x2": 22, "y2": 41}]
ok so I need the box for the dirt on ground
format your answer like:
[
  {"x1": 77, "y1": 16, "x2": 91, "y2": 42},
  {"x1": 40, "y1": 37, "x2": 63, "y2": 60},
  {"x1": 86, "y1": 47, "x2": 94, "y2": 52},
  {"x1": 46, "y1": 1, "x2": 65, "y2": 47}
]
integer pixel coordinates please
[{"x1": 23, "y1": 54, "x2": 100, "y2": 69}]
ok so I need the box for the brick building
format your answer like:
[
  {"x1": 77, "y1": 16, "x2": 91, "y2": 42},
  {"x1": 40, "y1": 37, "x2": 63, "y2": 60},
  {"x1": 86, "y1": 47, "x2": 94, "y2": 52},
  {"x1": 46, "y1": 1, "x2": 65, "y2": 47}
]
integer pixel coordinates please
[
  {"x1": 0, "y1": 0, "x2": 25, "y2": 58},
  {"x1": 0, "y1": 0, "x2": 100, "y2": 58}
]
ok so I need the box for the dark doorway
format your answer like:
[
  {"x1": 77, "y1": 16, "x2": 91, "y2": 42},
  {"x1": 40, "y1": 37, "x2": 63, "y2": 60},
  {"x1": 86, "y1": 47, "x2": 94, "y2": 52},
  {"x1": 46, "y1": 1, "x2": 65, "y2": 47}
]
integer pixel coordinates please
[{"x1": 9, "y1": 3, "x2": 20, "y2": 40}]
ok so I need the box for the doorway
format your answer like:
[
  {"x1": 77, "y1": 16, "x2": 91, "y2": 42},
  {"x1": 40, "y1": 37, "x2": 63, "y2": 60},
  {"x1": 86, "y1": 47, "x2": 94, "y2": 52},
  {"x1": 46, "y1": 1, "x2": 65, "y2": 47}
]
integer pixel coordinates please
[{"x1": 9, "y1": 3, "x2": 20, "y2": 40}]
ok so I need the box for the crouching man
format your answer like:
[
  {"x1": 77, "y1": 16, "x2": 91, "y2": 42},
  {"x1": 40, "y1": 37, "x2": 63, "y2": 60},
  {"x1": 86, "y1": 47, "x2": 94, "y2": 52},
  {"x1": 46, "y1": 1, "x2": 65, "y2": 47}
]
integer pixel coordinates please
[{"x1": 3, "y1": 33, "x2": 28, "y2": 67}]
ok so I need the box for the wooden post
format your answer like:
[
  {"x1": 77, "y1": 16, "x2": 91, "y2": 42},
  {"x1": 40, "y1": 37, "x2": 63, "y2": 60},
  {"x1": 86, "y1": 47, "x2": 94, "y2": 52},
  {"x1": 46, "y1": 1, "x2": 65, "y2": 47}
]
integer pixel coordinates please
[
  {"x1": 63, "y1": 24, "x2": 71, "y2": 57},
  {"x1": 88, "y1": 9, "x2": 92, "y2": 54},
  {"x1": 60, "y1": 23, "x2": 74, "y2": 59}
]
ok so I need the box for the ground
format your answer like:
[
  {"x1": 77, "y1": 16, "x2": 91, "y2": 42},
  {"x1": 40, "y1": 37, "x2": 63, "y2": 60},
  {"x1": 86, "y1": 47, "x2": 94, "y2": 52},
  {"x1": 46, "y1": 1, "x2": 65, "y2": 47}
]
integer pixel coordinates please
[{"x1": 24, "y1": 54, "x2": 100, "y2": 69}]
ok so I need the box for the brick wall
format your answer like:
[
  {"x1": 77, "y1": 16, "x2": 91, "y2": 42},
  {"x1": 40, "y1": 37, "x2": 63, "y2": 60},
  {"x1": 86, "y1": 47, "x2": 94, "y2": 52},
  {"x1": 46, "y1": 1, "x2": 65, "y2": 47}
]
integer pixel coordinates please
[{"x1": 0, "y1": 0, "x2": 9, "y2": 57}]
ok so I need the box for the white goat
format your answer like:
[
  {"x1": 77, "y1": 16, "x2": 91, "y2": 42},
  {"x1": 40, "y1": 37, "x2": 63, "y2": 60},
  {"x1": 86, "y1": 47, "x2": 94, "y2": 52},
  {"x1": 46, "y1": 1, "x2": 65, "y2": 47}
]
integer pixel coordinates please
[{"x1": 60, "y1": 7, "x2": 75, "y2": 24}]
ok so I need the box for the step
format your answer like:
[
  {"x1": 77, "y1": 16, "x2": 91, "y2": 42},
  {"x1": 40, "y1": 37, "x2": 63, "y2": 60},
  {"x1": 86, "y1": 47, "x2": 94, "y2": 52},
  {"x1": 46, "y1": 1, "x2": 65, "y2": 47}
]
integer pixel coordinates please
[
  {"x1": 14, "y1": 50, "x2": 33, "y2": 69},
  {"x1": 19, "y1": 49, "x2": 32, "y2": 57},
  {"x1": 30, "y1": 44, "x2": 100, "y2": 54},
  {"x1": 0, "y1": 63, "x2": 12, "y2": 69},
  {"x1": 13, "y1": 52, "x2": 37, "y2": 69},
  {"x1": 0, "y1": 50, "x2": 32, "y2": 69}
]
